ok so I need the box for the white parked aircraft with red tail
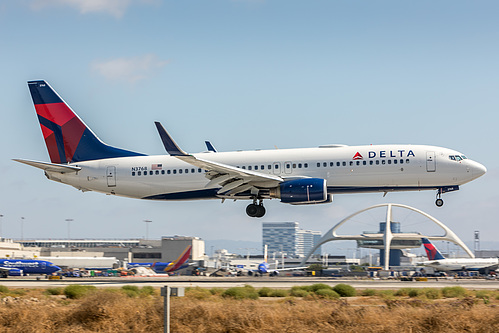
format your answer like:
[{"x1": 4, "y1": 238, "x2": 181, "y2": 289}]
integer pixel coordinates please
[{"x1": 14, "y1": 80, "x2": 486, "y2": 217}]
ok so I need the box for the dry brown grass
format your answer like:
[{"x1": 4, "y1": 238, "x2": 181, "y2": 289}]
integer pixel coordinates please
[{"x1": 0, "y1": 287, "x2": 497, "y2": 332}]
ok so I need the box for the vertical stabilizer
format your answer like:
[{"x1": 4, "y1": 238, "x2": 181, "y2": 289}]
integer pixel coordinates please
[
  {"x1": 28, "y1": 80, "x2": 145, "y2": 163},
  {"x1": 422, "y1": 238, "x2": 446, "y2": 260}
]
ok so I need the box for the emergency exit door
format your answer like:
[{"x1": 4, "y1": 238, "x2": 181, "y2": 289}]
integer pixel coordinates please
[
  {"x1": 106, "y1": 166, "x2": 116, "y2": 187},
  {"x1": 426, "y1": 152, "x2": 436, "y2": 172}
]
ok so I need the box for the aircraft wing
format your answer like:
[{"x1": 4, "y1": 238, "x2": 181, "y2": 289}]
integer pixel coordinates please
[
  {"x1": 0, "y1": 267, "x2": 11, "y2": 271},
  {"x1": 13, "y1": 159, "x2": 81, "y2": 173},
  {"x1": 155, "y1": 122, "x2": 283, "y2": 195}
]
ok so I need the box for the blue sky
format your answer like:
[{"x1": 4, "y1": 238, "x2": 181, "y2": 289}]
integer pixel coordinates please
[{"x1": 0, "y1": 1, "x2": 498, "y2": 254}]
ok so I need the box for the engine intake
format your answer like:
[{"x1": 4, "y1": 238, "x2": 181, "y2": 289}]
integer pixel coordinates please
[{"x1": 272, "y1": 178, "x2": 330, "y2": 205}]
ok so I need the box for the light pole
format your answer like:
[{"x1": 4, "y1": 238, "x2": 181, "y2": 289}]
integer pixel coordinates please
[
  {"x1": 144, "y1": 220, "x2": 152, "y2": 240},
  {"x1": 20, "y1": 217, "x2": 24, "y2": 241},
  {"x1": 66, "y1": 219, "x2": 74, "y2": 242},
  {"x1": 0, "y1": 214, "x2": 3, "y2": 240}
]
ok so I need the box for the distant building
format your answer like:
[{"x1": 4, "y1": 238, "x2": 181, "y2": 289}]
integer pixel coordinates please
[{"x1": 262, "y1": 222, "x2": 321, "y2": 258}]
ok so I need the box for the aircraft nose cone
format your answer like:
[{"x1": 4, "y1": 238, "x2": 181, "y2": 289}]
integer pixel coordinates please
[{"x1": 471, "y1": 161, "x2": 487, "y2": 179}]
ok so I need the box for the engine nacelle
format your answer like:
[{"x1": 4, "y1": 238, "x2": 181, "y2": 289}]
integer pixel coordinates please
[{"x1": 272, "y1": 178, "x2": 331, "y2": 205}]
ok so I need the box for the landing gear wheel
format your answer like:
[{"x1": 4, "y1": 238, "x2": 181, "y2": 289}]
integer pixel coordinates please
[
  {"x1": 435, "y1": 198, "x2": 444, "y2": 207},
  {"x1": 246, "y1": 203, "x2": 266, "y2": 218}
]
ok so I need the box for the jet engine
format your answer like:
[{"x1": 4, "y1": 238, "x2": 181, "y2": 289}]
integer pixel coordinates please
[{"x1": 270, "y1": 178, "x2": 332, "y2": 205}]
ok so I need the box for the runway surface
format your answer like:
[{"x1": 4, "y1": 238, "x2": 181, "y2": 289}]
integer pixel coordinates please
[{"x1": 1, "y1": 276, "x2": 498, "y2": 290}]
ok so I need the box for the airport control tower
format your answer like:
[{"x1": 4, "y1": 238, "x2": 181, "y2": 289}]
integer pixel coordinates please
[{"x1": 356, "y1": 222, "x2": 421, "y2": 266}]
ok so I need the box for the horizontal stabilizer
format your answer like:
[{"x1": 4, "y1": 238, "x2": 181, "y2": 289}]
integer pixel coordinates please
[{"x1": 13, "y1": 159, "x2": 81, "y2": 173}]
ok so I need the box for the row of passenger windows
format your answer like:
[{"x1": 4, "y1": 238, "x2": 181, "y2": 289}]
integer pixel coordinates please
[
  {"x1": 131, "y1": 159, "x2": 410, "y2": 176},
  {"x1": 314, "y1": 159, "x2": 411, "y2": 168},
  {"x1": 132, "y1": 168, "x2": 204, "y2": 176}
]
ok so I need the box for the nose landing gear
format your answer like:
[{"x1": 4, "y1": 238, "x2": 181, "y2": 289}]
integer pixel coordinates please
[
  {"x1": 435, "y1": 188, "x2": 444, "y2": 207},
  {"x1": 246, "y1": 199, "x2": 266, "y2": 218}
]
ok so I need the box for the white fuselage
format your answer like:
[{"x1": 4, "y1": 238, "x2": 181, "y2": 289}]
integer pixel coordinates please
[
  {"x1": 45, "y1": 144, "x2": 485, "y2": 201},
  {"x1": 422, "y1": 258, "x2": 499, "y2": 272}
]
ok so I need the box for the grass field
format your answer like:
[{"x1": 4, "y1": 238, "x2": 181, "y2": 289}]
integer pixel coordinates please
[{"x1": 0, "y1": 284, "x2": 497, "y2": 332}]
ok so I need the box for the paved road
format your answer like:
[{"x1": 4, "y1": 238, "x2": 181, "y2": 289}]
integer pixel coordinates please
[{"x1": 1, "y1": 276, "x2": 498, "y2": 290}]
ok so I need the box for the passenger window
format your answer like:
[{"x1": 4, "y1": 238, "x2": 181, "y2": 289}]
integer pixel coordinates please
[
  {"x1": 192, "y1": 169, "x2": 195, "y2": 173},
  {"x1": 132, "y1": 172, "x2": 136, "y2": 176},
  {"x1": 185, "y1": 169, "x2": 189, "y2": 173},
  {"x1": 198, "y1": 168, "x2": 202, "y2": 173},
  {"x1": 400, "y1": 159, "x2": 403, "y2": 164},
  {"x1": 394, "y1": 159, "x2": 397, "y2": 164},
  {"x1": 388, "y1": 160, "x2": 391, "y2": 164},
  {"x1": 286, "y1": 164, "x2": 291, "y2": 169},
  {"x1": 406, "y1": 159, "x2": 410, "y2": 164},
  {"x1": 137, "y1": 171, "x2": 141, "y2": 176},
  {"x1": 275, "y1": 165, "x2": 279, "y2": 169},
  {"x1": 149, "y1": 171, "x2": 153, "y2": 175},
  {"x1": 382, "y1": 160, "x2": 386, "y2": 165},
  {"x1": 155, "y1": 170, "x2": 159, "y2": 175},
  {"x1": 337, "y1": 162, "x2": 340, "y2": 167},
  {"x1": 330, "y1": 162, "x2": 334, "y2": 167},
  {"x1": 298, "y1": 163, "x2": 302, "y2": 168},
  {"x1": 376, "y1": 160, "x2": 380, "y2": 165},
  {"x1": 179, "y1": 169, "x2": 183, "y2": 174},
  {"x1": 242, "y1": 166, "x2": 246, "y2": 169},
  {"x1": 167, "y1": 170, "x2": 171, "y2": 174},
  {"x1": 356, "y1": 161, "x2": 360, "y2": 166},
  {"x1": 268, "y1": 165, "x2": 271, "y2": 170},
  {"x1": 173, "y1": 170, "x2": 177, "y2": 174},
  {"x1": 342, "y1": 161, "x2": 346, "y2": 166},
  {"x1": 323, "y1": 162, "x2": 327, "y2": 167},
  {"x1": 293, "y1": 163, "x2": 296, "y2": 168},
  {"x1": 369, "y1": 161, "x2": 373, "y2": 165},
  {"x1": 248, "y1": 166, "x2": 252, "y2": 170},
  {"x1": 363, "y1": 161, "x2": 367, "y2": 165},
  {"x1": 304, "y1": 163, "x2": 308, "y2": 168},
  {"x1": 161, "y1": 170, "x2": 165, "y2": 175},
  {"x1": 254, "y1": 166, "x2": 258, "y2": 170},
  {"x1": 317, "y1": 162, "x2": 320, "y2": 167}
]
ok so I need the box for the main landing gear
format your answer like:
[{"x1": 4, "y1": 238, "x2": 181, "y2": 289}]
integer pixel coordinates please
[{"x1": 246, "y1": 199, "x2": 266, "y2": 218}]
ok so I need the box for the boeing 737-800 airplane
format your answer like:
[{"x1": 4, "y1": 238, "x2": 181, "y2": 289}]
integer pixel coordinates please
[{"x1": 14, "y1": 80, "x2": 486, "y2": 217}]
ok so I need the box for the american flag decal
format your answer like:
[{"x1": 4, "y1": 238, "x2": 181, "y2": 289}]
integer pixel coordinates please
[{"x1": 152, "y1": 164, "x2": 163, "y2": 170}]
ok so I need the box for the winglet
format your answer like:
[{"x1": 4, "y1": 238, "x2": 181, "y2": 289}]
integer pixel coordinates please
[
  {"x1": 154, "y1": 122, "x2": 188, "y2": 156},
  {"x1": 205, "y1": 141, "x2": 217, "y2": 152}
]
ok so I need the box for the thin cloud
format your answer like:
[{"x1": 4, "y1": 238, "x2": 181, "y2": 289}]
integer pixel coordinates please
[
  {"x1": 31, "y1": 0, "x2": 133, "y2": 18},
  {"x1": 91, "y1": 54, "x2": 169, "y2": 82}
]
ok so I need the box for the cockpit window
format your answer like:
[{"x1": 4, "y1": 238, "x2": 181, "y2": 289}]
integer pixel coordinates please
[{"x1": 449, "y1": 155, "x2": 467, "y2": 161}]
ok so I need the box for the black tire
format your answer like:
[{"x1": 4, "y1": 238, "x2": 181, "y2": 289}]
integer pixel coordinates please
[
  {"x1": 246, "y1": 204, "x2": 259, "y2": 217},
  {"x1": 255, "y1": 205, "x2": 266, "y2": 218},
  {"x1": 435, "y1": 198, "x2": 444, "y2": 207}
]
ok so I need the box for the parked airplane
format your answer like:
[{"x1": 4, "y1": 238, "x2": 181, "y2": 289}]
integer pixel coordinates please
[
  {"x1": 15, "y1": 80, "x2": 487, "y2": 217},
  {"x1": 0, "y1": 258, "x2": 61, "y2": 278},
  {"x1": 421, "y1": 238, "x2": 499, "y2": 272},
  {"x1": 127, "y1": 245, "x2": 192, "y2": 273}
]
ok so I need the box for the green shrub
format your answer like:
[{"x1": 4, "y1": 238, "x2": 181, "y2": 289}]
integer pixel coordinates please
[
  {"x1": 44, "y1": 287, "x2": 63, "y2": 296},
  {"x1": 423, "y1": 288, "x2": 442, "y2": 299},
  {"x1": 270, "y1": 289, "x2": 289, "y2": 297},
  {"x1": 333, "y1": 284, "x2": 356, "y2": 297},
  {"x1": 63, "y1": 285, "x2": 97, "y2": 299},
  {"x1": 258, "y1": 287, "x2": 273, "y2": 297},
  {"x1": 408, "y1": 289, "x2": 420, "y2": 297},
  {"x1": 291, "y1": 285, "x2": 312, "y2": 293},
  {"x1": 442, "y1": 286, "x2": 467, "y2": 298},
  {"x1": 186, "y1": 287, "x2": 211, "y2": 300},
  {"x1": 315, "y1": 288, "x2": 340, "y2": 299},
  {"x1": 289, "y1": 288, "x2": 309, "y2": 297},
  {"x1": 309, "y1": 284, "x2": 332, "y2": 293},
  {"x1": 222, "y1": 285, "x2": 259, "y2": 300},
  {"x1": 209, "y1": 288, "x2": 224, "y2": 296},
  {"x1": 377, "y1": 290, "x2": 395, "y2": 299},
  {"x1": 121, "y1": 285, "x2": 140, "y2": 298},
  {"x1": 395, "y1": 288, "x2": 416, "y2": 297},
  {"x1": 0, "y1": 285, "x2": 9, "y2": 294},
  {"x1": 140, "y1": 286, "x2": 155, "y2": 296},
  {"x1": 361, "y1": 289, "x2": 376, "y2": 296}
]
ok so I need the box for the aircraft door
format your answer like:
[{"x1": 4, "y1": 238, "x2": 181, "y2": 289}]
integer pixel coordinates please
[
  {"x1": 41, "y1": 262, "x2": 46, "y2": 269},
  {"x1": 106, "y1": 166, "x2": 117, "y2": 187},
  {"x1": 284, "y1": 161, "x2": 293, "y2": 174},
  {"x1": 426, "y1": 152, "x2": 436, "y2": 172},
  {"x1": 273, "y1": 162, "x2": 281, "y2": 175}
]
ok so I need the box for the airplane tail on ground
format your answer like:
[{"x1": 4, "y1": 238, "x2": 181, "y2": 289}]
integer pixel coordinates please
[
  {"x1": 163, "y1": 245, "x2": 192, "y2": 272},
  {"x1": 27, "y1": 80, "x2": 145, "y2": 164},
  {"x1": 422, "y1": 238, "x2": 446, "y2": 261}
]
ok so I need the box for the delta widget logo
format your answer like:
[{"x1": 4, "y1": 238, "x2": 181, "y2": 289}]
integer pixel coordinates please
[{"x1": 353, "y1": 152, "x2": 363, "y2": 160}]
